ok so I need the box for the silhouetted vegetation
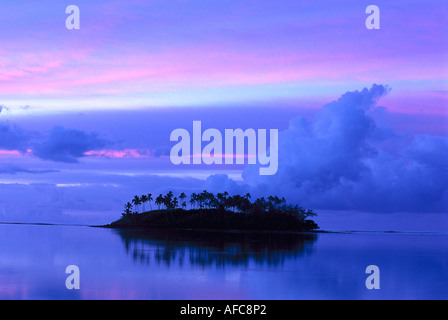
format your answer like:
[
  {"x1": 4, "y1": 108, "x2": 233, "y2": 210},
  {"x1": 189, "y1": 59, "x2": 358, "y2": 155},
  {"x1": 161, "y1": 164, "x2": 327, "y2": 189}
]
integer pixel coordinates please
[{"x1": 107, "y1": 190, "x2": 319, "y2": 232}]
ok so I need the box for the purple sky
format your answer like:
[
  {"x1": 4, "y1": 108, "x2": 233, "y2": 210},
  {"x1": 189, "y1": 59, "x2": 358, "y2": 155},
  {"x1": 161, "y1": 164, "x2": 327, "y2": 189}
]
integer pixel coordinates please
[{"x1": 0, "y1": 1, "x2": 447, "y2": 231}]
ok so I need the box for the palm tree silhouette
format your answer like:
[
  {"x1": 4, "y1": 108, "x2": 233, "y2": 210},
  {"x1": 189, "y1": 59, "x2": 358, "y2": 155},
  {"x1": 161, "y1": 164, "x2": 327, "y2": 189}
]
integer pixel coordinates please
[
  {"x1": 164, "y1": 191, "x2": 174, "y2": 223},
  {"x1": 132, "y1": 195, "x2": 141, "y2": 214},
  {"x1": 173, "y1": 197, "x2": 178, "y2": 209},
  {"x1": 179, "y1": 192, "x2": 187, "y2": 210},
  {"x1": 155, "y1": 194, "x2": 163, "y2": 210},
  {"x1": 122, "y1": 202, "x2": 133, "y2": 216},
  {"x1": 147, "y1": 193, "x2": 153, "y2": 210},
  {"x1": 164, "y1": 191, "x2": 174, "y2": 209},
  {"x1": 140, "y1": 194, "x2": 148, "y2": 212},
  {"x1": 120, "y1": 190, "x2": 317, "y2": 231},
  {"x1": 190, "y1": 193, "x2": 197, "y2": 209}
]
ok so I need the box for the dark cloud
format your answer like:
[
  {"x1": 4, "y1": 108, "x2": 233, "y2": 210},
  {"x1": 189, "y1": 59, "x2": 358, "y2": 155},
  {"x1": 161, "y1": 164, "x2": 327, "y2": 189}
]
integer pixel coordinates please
[
  {"x1": 0, "y1": 122, "x2": 30, "y2": 152},
  {"x1": 33, "y1": 126, "x2": 110, "y2": 163},
  {"x1": 0, "y1": 119, "x2": 114, "y2": 163},
  {"x1": 241, "y1": 84, "x2": 448, "y2": 213},
  {"x1": 152, "y1": 147, "x2": 171, "y2": 157}
]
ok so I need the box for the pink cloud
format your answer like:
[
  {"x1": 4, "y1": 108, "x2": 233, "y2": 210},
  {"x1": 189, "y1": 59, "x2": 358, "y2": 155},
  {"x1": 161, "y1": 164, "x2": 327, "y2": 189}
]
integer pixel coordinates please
[
  {"x1": 0, "y1": 149, "x2": 32, "y2": 158},
  {"x1": 84, "y1": 149, "x2": 150, "y2": 159},
  {"x1": 0, "y1": 150, "x2": 21, "y2": 158}
]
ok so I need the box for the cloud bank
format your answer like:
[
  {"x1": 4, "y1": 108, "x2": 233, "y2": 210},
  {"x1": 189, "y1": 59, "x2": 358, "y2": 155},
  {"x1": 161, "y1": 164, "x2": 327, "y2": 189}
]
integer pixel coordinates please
[
  {"x1": 32, "y1": 126, "x2": 110, "y2": 163},
  {"x1": 241, "y1": 84, "x2": 448, "y2": 213},
  {"x1": 0, "y1": 121, "x2": 112, "y2": 163},
  {"x1": 0, "y1": 122, "x2": 30, "y2": 152}
]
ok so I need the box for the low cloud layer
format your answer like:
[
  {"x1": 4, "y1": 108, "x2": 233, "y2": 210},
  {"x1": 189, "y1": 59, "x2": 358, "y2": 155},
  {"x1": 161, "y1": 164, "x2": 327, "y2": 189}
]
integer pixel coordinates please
[
  {"x1": 241, "y1": 84, "x2": 448, "y2": 213},
  {"x1": 0, "y1": 164, "x2": 58, "y2": 175}
]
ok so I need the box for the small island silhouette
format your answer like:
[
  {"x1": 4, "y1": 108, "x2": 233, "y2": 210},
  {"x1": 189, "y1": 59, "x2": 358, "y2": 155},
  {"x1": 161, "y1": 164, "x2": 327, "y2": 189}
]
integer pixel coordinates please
[{"x1": 104, "y1": 190, "x2": 319, "y2": 232}]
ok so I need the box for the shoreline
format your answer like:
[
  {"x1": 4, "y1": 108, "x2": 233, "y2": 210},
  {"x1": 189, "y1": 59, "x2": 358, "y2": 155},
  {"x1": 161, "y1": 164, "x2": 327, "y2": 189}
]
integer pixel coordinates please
[
  {"x1": 97, "y1": 223, "x2": 337, "y2": 234},
  {"x1": 0, "y1": 221, "x2": 444, "y2": 235}
]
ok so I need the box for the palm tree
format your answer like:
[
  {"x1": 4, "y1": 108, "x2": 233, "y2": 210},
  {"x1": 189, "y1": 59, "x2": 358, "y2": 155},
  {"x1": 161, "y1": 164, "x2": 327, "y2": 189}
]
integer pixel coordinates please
[
  {"x1": 190, "y1": 193, "x2": 197, "y2": 209},
  {"x1": 232, "y1": 194, "x2": 241, "y2": 212},
  {"x1": 190, "y1": 192, "x2": 196, "y2": 209},
  {"x1": 132, "y1": 195, "x2": 141, "y2": 214},
  {"x1": 147, "y1": 193, "x2": 153, "y2": 210},
  {"x1": 217, "y1": 193, "x2": 225, "y2": 208},
  {"x1": 198, "y1": 190, "x2": 211, "y2": 209},
  {"x1": 155, "y1": 194, "x2": 163, "y2": 210},
  {"x1": 173, "y1": 197, "x2": 178, "y2": 209},
  {"x1": 254, "y1": 197, "x2": 268, "y2": 212},
  {"x1": 204, "y1": 190, "x2": 214, "y2": 209},
  {"x1": 267, "y1": 195, "x2": 278, "y2": 210},
  {"x1": 179, "y1": 192, "x2": 187, "y2": 210},
  {"x1": 122, "y1": 202, "x2": 133, "y2": 216},
  {"x1": 163, "y1": 191, "x2": 174, "y2": 224},
  {"x1": 164, "y1": 191, "x2": 174, "y2": 209},
  {"x1": 140, "y1": 194, "x2": 148, "y2": 213},
  {"x1": 223, "y1": 191, "x2": 229, "y2": 210}
]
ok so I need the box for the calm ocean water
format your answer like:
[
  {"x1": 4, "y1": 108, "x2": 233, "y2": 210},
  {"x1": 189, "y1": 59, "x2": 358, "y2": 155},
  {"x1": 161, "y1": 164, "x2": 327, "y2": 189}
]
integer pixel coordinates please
[{"x1": 0, "y1": 223, "x2": 446, "y2": 299}]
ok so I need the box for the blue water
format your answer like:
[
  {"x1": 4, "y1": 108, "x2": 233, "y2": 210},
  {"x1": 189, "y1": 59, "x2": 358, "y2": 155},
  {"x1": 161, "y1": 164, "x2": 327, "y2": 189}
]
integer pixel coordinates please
[{"x1": 0, "y1": 223, "x2": 446, "y2": 299}]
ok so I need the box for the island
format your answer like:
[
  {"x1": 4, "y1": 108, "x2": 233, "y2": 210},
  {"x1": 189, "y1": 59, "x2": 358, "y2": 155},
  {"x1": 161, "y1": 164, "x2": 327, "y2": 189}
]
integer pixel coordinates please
[{"x1": 103, "y1": 190, "x2": 319, "y2": 232}]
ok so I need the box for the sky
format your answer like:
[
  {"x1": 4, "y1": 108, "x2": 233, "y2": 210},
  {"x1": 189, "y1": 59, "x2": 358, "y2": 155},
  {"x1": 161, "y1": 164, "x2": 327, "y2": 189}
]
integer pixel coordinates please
[{"x1": 0, "y1": 0, "x2": 447, "y2": 231}]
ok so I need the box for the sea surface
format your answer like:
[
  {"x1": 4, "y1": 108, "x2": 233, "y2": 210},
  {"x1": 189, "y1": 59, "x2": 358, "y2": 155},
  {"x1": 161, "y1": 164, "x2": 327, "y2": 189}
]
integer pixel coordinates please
[{"x1": 0, "y1": 223, "x2": 446, "y2": 299}]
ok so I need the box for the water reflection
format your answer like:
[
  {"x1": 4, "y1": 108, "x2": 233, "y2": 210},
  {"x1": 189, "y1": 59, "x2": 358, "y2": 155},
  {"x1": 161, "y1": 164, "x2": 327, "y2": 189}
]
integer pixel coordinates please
[{"x1": 114, "y1": 229, "x2": 318, "y2": 268}]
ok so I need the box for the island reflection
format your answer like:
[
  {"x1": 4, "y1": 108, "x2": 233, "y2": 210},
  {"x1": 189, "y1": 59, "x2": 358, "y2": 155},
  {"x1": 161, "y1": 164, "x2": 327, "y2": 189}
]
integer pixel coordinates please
[{"x1": 114, "y1": 229, "x2": 318, "y2": 268}]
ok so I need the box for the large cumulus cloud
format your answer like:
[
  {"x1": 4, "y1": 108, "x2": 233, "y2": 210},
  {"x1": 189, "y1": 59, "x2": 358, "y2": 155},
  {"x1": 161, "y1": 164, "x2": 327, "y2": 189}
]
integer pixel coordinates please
[{"x1": 242, "y1": 84, "x2": 448, "y2": 213}]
